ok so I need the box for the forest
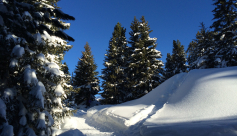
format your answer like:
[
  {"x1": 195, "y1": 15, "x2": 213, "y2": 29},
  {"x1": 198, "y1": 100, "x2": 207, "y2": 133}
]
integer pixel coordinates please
[{"x1": 0, "y1": 0, "x2": 237, "y2": 135}]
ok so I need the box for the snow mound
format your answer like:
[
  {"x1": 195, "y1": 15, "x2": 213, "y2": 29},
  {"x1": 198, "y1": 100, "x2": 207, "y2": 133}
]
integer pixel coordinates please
[{"x1": 86, "y1": 66, "x2": 237, "y2": 136}]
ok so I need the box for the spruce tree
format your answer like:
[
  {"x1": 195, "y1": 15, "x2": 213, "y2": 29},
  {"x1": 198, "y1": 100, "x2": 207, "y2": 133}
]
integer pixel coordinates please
[
  {"x1": 164, "y1": 40, "x2": 187, "y2": 79},
  {"x1": 128, "y1": 16, "x2": 163, "y2": 99},
  {"x1": 171, "y1": 40, "x2": 187, "y2": 74},
  {"x1": 210, "y1": 0, "x2": 237, "y2": 67},
  {"x1": 101, "y1": 22, "x2": 129, "y2": 104},
  {"x1": 164, "y1": 53, "x2": 174, "y2": 79},
  {"x1": 0, "y1": 0, "x2": 74, "y2": 135},
  {"x1": 72, "y1": 43, "x2": 100, "y2": 107},
  {"x1": 186, "y1": 23, "x2": 216, "y2": 70}
]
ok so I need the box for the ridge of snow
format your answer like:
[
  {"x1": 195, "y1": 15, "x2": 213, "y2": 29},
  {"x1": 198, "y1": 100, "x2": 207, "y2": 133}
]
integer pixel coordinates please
[{"x1": 86, "y1": 66, "x2": 237, "y2": 136}]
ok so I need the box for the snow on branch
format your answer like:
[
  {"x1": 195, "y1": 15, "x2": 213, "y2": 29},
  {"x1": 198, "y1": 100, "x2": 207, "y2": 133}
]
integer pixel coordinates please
[
  {"x1": 24, "y1": 65, "x2": 38, "y2": 86},
  {"x1": 11, "y1": 45, "x2": 25, "y2": 58}
]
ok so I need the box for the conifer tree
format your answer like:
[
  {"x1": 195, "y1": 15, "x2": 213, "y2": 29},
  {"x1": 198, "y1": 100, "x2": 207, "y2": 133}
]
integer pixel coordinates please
[
  {"x1": 72, "y1": 43, "x2": 100, "y2": 107},
  {"x1": 164, "y1": 53, "x2": 174, "y2": 79},
  {"x1": 210, "y1": 0, "x2": 237, "y2": 67},
  {"x1": 186, "y1": 23, "x2": 216, "y2": 70},
  {"x1": 164, "y1": 40, "x2": 187, "y2": 79},
  {"x1": 101, "y1": 22, "x2": 129, "y2": 104},
  {"x1": 128, "y1": 16, "x2": 163, "y2": 99},
  {"x1": 0, "y1": 0, "x2": 74, "y2": 135},
  {"x1": 171, "y1": 40, "x2": 187, "y2": 74}
]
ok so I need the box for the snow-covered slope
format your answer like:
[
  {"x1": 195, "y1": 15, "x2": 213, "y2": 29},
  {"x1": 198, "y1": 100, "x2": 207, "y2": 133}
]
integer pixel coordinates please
[{"x1": 86, "y1": 67, "x2": 237, "y2": 136}]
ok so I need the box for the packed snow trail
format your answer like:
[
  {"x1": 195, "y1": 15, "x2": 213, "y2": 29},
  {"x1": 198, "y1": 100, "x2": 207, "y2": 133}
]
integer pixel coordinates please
[{"x1": 53, "y1": 109, "x2": 114, "y2": 136}]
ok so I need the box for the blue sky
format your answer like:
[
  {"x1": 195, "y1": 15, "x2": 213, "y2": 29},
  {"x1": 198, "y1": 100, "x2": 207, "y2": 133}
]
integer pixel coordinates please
[{"x1": 58, "y1": 0, "x2": 215, "y2": 76}]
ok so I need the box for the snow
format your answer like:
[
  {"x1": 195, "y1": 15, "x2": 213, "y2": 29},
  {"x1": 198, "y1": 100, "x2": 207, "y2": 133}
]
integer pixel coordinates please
[
  {"x1": 197, "y1": 55, "x2": 207, "y2": 67},
  {"x1": 37, "y1": 112, "x2": 46, "y2": 129},
  {"x1": 30, "y1": 83, "x2": 44, "y2": 108},
  {"x1": 84, "y1": 66, "x2": 237, "y2": 135},
  {"x1": 1, "y1": 125, "x2": 13, "y2": 136},
  {"x1": 29, "y1": 81, "x2": 46, "y2": 108},
  {"x1": 19, "y1": 115, "x2": 27, "y2": 126},
  {"x1": 40, "y1": 1, "x2": 54, "y2": 9},
  {"x1": 37, "y1": 81, "x2": 46, "y2": 93},
  {"x1": 54, "y1": 84, "x2": 64, "y2": 97},
  {"x1": 9, "y1": 58, "x2": 18, "y2": 68},
  {"x1": 148, "y1": 37, "x2": 157, "y2": 41},
  {"x1": 44, "y1": 111, "x2": 54, "y2": 127},
  {"x1": 232, "y1": 47, "x2": 237, "y2": 54},
  {"x1": 25, "y1": 46, "x2": 36, "y2": 54},
  {"x1": 53, "y1": 97, "x2": 62, "y2": 108},
  {"x1": 19, "y1": 104, "x2": 27, "y2": 116},
  {"x1": 11, "y1": 45, "x2": 25, "y2": 58},
  {"x1": 23, "y1": 65, "x2": 38, "y2": 85},
  {"x1": 37, "y1": 53, "x2": 45, "y2": 62},
  {"x1": 45, "y1": 62, "x2": 62, "y2": 76},
  {"x1": 42, "y1": 31, "x2": 66, "y2": 45},
  {"x1": 105, "y1": 62, "x2": 112, "y2": 66},
  {"x1": 22, "y1": 11, "x2": 32, "y2": 21},
  {"x1": 34, "y1": 33, "x2": 44, "y2": 45},
  {"x1": 26, "y1": 127, "x2": 36, "y2": 136},
  {"x1": 47, "y1": 67, "x2": 237, "y2": 136},
  {"x1": 134, "y1": 32, "x2": 141, "y2": 36},
  {"x1": 53, "y1": 108, "x2": 114, "y2": 136},
  {"x1": 215, "y1": 58, "x2": 221, "y2": 63},
  {"x1": 0, "y1": 98, "x2": 6, "y2": 119},
  {"x1": 3, "y1": 88, "x2": 16, "y2": 100},
  {"x1": 46, "y1": 62, "x2": 59, "y2": 69}
]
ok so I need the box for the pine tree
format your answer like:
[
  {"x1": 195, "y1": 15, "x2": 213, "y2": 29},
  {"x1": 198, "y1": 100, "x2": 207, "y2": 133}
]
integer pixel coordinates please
[
  {"x1": 171, "y1": 40, "x2": 187, "y2": 74},
  {"x1": 164, "y1": 40, "x2": 187, "y2": 79},
  {"x1": 0, "y1": 0, "x2": 74, "y2": 135},
  {"x1": 210, "y1": 0, "x2": 237, "y2": 67},
  {"x1": 72, "y1": 43, "x2": 100, "y2": 107},
  {"x1": 186, "y1": 23, "x2": 216, "y2": 70},
  {"x1": 164, "y1": 53, "x2": 174, "y2": 79},
  {"x1": 128, "y1": 16, "x2": 164, "y2": 99},
  {"x1": 101, "y1": 22, "x2": 129, "y2": 104}
]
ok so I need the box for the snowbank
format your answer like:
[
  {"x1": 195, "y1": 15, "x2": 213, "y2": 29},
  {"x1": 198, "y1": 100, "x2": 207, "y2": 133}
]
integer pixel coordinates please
[{"x1": 86, "y1": 66, "x2": 237, "y2": 136}]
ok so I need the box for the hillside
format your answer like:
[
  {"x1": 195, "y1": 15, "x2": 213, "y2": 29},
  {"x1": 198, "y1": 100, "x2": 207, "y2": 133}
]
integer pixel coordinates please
[{"x1": 85, "y1": 66, "x2": 237, "y2": 136}]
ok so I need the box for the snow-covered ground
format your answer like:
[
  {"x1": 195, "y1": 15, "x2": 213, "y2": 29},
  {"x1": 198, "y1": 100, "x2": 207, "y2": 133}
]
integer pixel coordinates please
[
  {"x1": 53, "y1": 101, "x2": 114, "y2": 136},
  {"x1": 55, "y1": 66, "x2": 237, "y2": 136}
]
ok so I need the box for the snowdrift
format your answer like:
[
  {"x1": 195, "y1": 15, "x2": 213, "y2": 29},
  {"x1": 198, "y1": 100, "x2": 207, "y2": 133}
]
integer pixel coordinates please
[{"x1": 86, "y1": 67, "x2": 237, "y2": 136}]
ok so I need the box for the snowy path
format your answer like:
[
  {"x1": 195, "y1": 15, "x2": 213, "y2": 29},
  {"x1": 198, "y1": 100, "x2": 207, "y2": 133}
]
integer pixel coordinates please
[
  {"x1": 54, "y1": 67, "x2": 237, "y2": 136},
  {"x1": 53, "y1": 110, "x2": 114, "y2": 136}
]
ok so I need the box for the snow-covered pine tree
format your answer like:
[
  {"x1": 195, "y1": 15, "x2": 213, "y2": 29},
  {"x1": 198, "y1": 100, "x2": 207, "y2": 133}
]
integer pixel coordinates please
[
  {"x1": 186, "y1": 23, "x2": 216, "y2": 70},
  {"x1": 210, "y1": 0, "x2": 237, "y2": 67},
  {"x1": 164, "y1": 53, "x2": 174, "y2": 79},
  {"x1": 128, "y1": 16, "x2": 163, "y2": 99},
  {"x1": 170, "y1": 40, "x2": 187, "y2": 75},
  {"x1": 72, "y1": 43, "x2": 100, "y2": 107},
  {"x1": 0, "y1": 0, "x2": 74, "y2": 135},
  {"x1": 101, "y1": 22, "x2": 129, "y2": 104}
]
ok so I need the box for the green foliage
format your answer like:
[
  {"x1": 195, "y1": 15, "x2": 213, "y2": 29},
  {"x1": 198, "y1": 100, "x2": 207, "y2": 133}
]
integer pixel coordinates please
[
  {"x1": 164, "y1": 40, "x2": 187, "y2": 79},
  {"x1": 164, "y1": 53, "x2": 174, "y2": 79},
  {"x1": 127, "y1": 16, "x2": 164, "y2": 99},
  {"x1": 73, "y1": 43, "x2": 100, "y2": 106},
  {"x1": 0, "y1": 0, "x2": 75, "y2": 135},
  {"x1": 210, "y1": 0, "x2": 237, "y2": 67},
  {"x1": 101, "y1": 23, "x2": 129, "y2": 104},
  {"x1": 186, "y1": 23, "x2": 216, "y2": 69}
]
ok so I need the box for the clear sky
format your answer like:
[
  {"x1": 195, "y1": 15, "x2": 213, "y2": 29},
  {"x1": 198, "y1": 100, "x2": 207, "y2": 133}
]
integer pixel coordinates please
[{"x1": 58, "y1": 0, "x2": 215, "y2": 76}]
